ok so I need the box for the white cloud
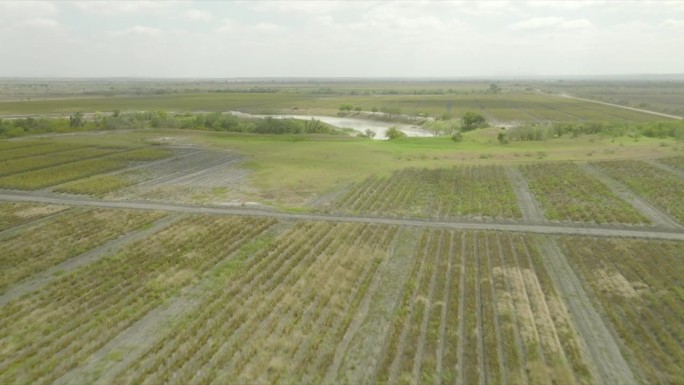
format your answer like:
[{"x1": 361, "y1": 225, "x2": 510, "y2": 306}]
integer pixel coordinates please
[
  {"x1": 660, "y1": 18, "x2": 684, "y2": 28},
  {"x1": 72, "y1": 1, "x2": 180, "y2": 15},
  {"x1": 111, "y1": 25, "x2": 162, "y2": 37},
  {"x1": 20, "y1": 18, "x2": 60, "y2": 29},
  {"x1": 184, "y1": 9, "x2": 213, "y2": 22},
  {"x1": 511, "y1": 17, "x2": 592, "y2": 31}
]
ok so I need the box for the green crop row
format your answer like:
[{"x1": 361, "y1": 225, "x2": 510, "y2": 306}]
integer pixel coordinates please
[
  {"x1": 0, "y1": 147, "x2": 169, "y2": 190},
  {"x1": 0, "y1": 215, "x2": 275, "y2": 385},
  {"x1": 521, "y1": 163, "x2": 649, "y2": 224},
  {"x1": 331, "y1": 166, "x2": 521, "y2": 220},
  {"x1": 113, "y1": 221, "x2": 396, "y2": 385},
  {"x1": 0, "y1": 202, "x2": 68, "y2": 232},
  {"x1": 593, "y1": 160, "x2": 684, "y2": 223},
  {"x1": 559, "y1": 236, "x2": 684, "y2": 385},
  {"x1": 0, "y1": 208, "x2": 166, "y2": 292}
]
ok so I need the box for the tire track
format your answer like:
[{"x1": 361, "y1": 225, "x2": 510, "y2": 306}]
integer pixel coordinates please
[
  {"x1": 0, "y1": 190, "x2": 683, "y2": 240},
  {"x1": 579, "y1": 163, "x2": 682, "y2": 230},
  {"x1": 507, "y1": 167, "x2": 545, "y2": 224},
  {"x1": 536, "y1": 237, "x2": 637, "y2": 385}
]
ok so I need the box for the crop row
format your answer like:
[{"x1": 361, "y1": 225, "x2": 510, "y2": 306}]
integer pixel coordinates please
[
  {"x1": 656, "y1": 156, "x2": 684, "y2": 172},
  {"x1": 559, "y1": 236, "x2": 684, "y2": 385},
  {"x1": 375, "y1": 230, "x2": 592, "y2": 385},
  {"x1": 0, "y1": 142, "x2": 86, "y2": 162},
  {"x1": 0, "y1": 146, "x2": 126, "y2": 177},
  {"x1": 0, "y1": 202, "x2": 67, "y2": 232},
  {"x1": 593, "y1": 160, "x2": 684, "y2": 223},
  {"x1": 0, "y1": 148, "x2": 169, "y2": 190},
  {"x1": 54, "y1": 175, "x2": 138, "y2": 197},
  {"x1": 0, "y1": 208, "x2": 166, "y2": 292},
  {"x1": 113, "y1": 221, "x2": 397, "y2": 385},
  {"x1": 520, "y1": 163, "x2": 649, "y2": 224},
  {"x1": 0, "y1": 215, "x2": 275, "y2": 385},
  {"x1": 332, "y1": 166, "x2": 521, "y2": 220}
]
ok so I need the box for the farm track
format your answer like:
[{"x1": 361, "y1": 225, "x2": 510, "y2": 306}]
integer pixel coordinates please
[
  {"x1": 559, "y1": 94, "x2": 684, "y2": 120},
  {"x1": 1, "y1": 189, "x2": 683, "y2": 241},
  {"x1": 0, "y1": 214, "x2": 183, "y2": 308},
  {"x1": 578, "y1": 164, "x2": 683, "y2": 230},
  {"x1": 536, "y1": 238, "x2": 637, "y2": 385},
  {"x1": 646, "y1": 159, "x2": 684, "y2": 180},
  {"x1": 507, "y1": 167, "x2": 545, "y2": 223}
]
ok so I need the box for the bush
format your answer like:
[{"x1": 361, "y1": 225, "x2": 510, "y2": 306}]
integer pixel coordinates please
[{"x1": 385, "y1": 126, "x2": 407, "y2": 140}]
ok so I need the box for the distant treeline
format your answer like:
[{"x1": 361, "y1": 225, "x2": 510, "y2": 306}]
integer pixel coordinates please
[
  {"x1": 501, "y1": 120, "x2": 684, "y2": 142},
  {"x1": 0, "y1": 111, "x2": 337, "y2": 138}
]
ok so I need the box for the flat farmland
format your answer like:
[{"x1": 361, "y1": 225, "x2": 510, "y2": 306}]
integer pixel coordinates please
[
  {"x1": 0, "y1": 124, "x2": 683, "y2": 385},
  {"x1": 0, "y1": 90, "x2": 664, "y2": 123},
  {"x1": 558, "y1": 236, "x2": 684, "y2": 384},
  {"x1": 328, "y1": 166, "x2": 521, "y2": 220},
  {"x1": 520, "y1": 163, "x2": 649, "y2": 224},
  {"x1": 592, "y1": 160, "x2": 684, "y2": 224}
]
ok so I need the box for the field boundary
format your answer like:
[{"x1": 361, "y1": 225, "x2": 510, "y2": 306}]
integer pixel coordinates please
[
  {"x1": 1, "y1": 190, "x2": 683, "y2": 241},
  {"x1": 557, "y1": 94, "x2": 684, "y2": 120}
]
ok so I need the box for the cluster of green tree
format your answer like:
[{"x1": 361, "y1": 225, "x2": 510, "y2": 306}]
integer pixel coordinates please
[
  {"x1": 0, "y1": 111, "x2": 337, "y2": 138},
  {"x1": 497, "y1": 120, "x2": 684, "y2": 143},
  {"x1": 208, "y1": 87, "x2": 279, "y2": 93}
]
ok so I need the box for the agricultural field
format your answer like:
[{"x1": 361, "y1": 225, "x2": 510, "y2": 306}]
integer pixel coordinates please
[
  {"x1": 0, "y1": 208, "x2": 166, "y2": 292},
  {"x1": 328, "y1": 166, "x2": 521, "y2": 220},
  {"x1": 0, "y1": 202, "x2": 67, "y2": 231},
  {"x1": 0, "y1": 79, "x2": 683, "y2": 385},
  {"x1": 0, "y1": 214, "x2": 275, "y2": 385},
  {"x1": 375, "y1": 230, "x2": 593, "y2": 385},
  {"x1": 592, "y1": 160, "x2": 684, "y2": 224},
  {"x1": 520, "y1": 163, "x2": 649, "y2": 224},
  {"x1": 656, "y1": 156, "x2": 684, "y2": 172},
  {"x1": 0, "y1": 147, "x2": 170, "y2": 190},
  {"x1": 558, "y1": 236, "x2": 684, "y2": 384}
]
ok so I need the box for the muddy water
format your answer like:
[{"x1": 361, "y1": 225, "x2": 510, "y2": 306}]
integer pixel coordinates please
[{"x1": 230, "y1": 111, "x2": 433, "y2": 140}]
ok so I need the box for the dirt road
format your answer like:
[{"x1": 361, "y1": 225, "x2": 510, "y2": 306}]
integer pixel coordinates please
[
  {"x1": 558, "y1": 94, "x2": 683, "y2": 120},
  {"x1": 1, "y1": 190, "x2": 682, "y2": 241}
]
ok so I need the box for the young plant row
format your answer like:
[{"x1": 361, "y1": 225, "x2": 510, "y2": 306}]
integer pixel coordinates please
[
  {"x1": 0, "y1": 147, "x2": 169, "y2": 190},
  {"x1": 0, "y1": 208, "x2": 166, "y2": 292},
  {"x1": 0, "y1": 142, "x2": 85, "y2": 162},
  {"x1": 520, "y1": 163, "x2": 649, "y2": 224},
  {"x1": 332, "y1": 166, "x2": 521, "y2": 220},
  {"x1": 559, "y1": 236, "x2": 684, "y2": 385},
  {"x1": 113, "y1": 221, "x2": 397, "y2": 385},
  {"x1": 593, "y1": 160, "x2": 684, "y2": 223},
  {"x1": 54, "y1": 174, "x2": 137, "y2": 197},
  {"x1": 656, "y1": 156, "x2": 684, "y2": 172},
  {"x1": 374, "y1": 230, "x2": 593, "y2": 385},
  {"x1": 0, "y1": 215, "x2": 274, "y2": 385},
  {"x1": 0, "y1": 146, "x2": 123, "y2": 177},
  {"x1": 0, "y1": 202, "x2": 67, "y2": 232}
]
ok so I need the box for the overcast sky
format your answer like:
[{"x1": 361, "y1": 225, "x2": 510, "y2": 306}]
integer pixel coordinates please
[{"x1": 1, "y1": 1, "x2": 683, "y2": 78}]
